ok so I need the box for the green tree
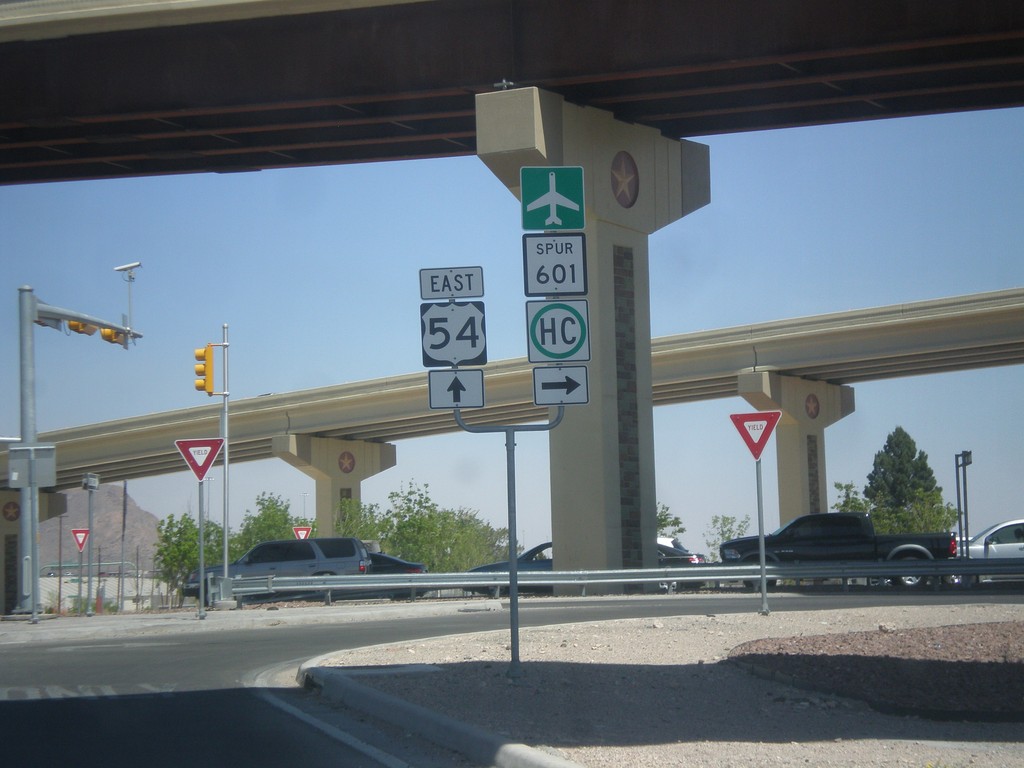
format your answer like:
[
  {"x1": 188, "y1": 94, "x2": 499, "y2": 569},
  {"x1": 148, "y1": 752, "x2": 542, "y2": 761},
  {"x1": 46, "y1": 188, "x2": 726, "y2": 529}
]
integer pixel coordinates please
[
  {"x1": 863, "y1": 427, "x2": 955, "y2": 533},
  {"x1": 335, "y1": 483, "x2": 507, "y2": 572},
  {"x1": 831, "y1": 482, "x2": 871, "y2": 514},
  {"x1": 870, "y1": 488, "x2": 957, "y2": 534},
  {"x1": 334, "y1": 497, "x2": 391, "y2": 545},
  {"x1": 154, "y1": 512, "x2": 223, "y2": 605},
  {"x1": 703, "y1": 514, "x2": 751, "y2": 562},
  {"x1": 864, "y1": 426, "x2": 938, "y2": 510},
  {"x1": 656, "y1": 503, "x2": 685, "y2": 539},
  {"x1": 233, "y1": 492, "x2": 315, "y2": 557}
]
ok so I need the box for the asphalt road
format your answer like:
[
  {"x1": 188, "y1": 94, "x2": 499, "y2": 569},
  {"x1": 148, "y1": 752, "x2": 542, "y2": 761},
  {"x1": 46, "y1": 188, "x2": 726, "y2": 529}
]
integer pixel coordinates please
[{"x1": 2, "y1": 590, "x2": 1019, "y2": 767}]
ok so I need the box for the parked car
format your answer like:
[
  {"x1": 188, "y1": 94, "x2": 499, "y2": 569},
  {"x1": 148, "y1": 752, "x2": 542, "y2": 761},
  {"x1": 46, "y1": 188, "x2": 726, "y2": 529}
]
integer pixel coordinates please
[
  {"x1": 966, "y1": 519, "x2": 1024, "y2": 581},
  {"x1": 340, "y1": 551, "x2": 430, "y2": 601},
  {"x1": 468, "y1": 541, "x2": 707, "y2": 596},
  {"x1": 183, "y1": 536, "x2": 371, "y2": 598}
]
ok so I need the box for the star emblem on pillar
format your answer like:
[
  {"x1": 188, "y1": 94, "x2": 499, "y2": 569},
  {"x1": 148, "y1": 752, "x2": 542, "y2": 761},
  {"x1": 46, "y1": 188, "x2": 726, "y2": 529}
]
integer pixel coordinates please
[
  {"x1": 338, "y1": 451, "x2": 356, "y2": 473},
  {"x1": 805, "y1": 394, "x2": 820, "y2": 420},
  {"x1": 611, "y1": 151, "x2": 639, "y2": 208}
]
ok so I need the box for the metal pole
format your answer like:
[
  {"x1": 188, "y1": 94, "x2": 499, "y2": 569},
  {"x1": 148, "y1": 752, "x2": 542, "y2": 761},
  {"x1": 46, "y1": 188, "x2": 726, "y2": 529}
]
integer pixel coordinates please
[
  {"x1": 86, "y1": 481, "x2": 95, "y2": 616},
  {"x1": 118, "y1": 479, "x2": 127, "y2": 612},
  {"x1": 221, "y1": 323, "x2": 230, "y2": 580},
  {"x1": 198, "y1": 480, "x2": 206, "y2": 620},
  {"x1": 954, "y1": 454, "x2": 965, "y2": 560},
  {"x1": 755, "y1": 458, "x2": 770, "y2": 616},
  {"x1": 454, "y1": 406, "x2": 564, "y2": 679},
  {"x1": 504, "y1": 427, "x2": 521, "y2": 678},
  {"x1": 17, "y1": 286, "x2": 36, "y2": 615},
  {"x1": 961, "y1": 452, "x2": 971, "y2": 557}
]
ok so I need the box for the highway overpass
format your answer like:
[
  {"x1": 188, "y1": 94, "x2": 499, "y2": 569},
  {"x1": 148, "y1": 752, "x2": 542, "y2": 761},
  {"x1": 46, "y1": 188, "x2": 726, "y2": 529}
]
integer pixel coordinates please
[{"x1": 3, "y1": 286, "x2": 1022, "y2": 489}]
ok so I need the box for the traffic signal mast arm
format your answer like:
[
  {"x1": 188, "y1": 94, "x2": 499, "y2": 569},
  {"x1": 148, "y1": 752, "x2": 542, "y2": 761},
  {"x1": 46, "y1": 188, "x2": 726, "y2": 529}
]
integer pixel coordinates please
[{"x1": 33, "y1": 298, "x2": 142, "y2": 349}]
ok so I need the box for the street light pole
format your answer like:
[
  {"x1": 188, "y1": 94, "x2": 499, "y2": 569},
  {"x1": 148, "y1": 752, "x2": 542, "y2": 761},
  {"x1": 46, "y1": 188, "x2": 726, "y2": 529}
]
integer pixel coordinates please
[{"x1": 955, "y1": 450, "x2": 973, "y2": 559}]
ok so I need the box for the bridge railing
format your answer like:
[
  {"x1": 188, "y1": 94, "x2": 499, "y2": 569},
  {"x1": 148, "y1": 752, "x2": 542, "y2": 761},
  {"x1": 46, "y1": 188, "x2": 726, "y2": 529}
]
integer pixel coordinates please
[{"x1": 222, "y1": 558, "x2": 1023, "y2": 600}]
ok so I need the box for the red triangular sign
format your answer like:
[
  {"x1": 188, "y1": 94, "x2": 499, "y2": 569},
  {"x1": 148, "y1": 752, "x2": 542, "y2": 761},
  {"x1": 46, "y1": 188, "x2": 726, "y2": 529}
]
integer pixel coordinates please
[
  {"x1": 72, "y1": 528, "x2": 90, "y2": 553},
  {"x1": 293, "y1": 526, "x2": 312, "y2": 540},
  {"x1": 730, "y1": 411, "x2": 782, "y2": 461},
  {"x1": 175, "y1": 438, "x2": 225, "y2": 482}
]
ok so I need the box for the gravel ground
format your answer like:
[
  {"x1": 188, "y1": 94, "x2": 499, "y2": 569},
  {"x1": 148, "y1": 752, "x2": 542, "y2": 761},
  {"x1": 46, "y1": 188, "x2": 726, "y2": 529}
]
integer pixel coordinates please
[{"x1": 312, "y1": 597, "x2": 1024, "y2": 768}]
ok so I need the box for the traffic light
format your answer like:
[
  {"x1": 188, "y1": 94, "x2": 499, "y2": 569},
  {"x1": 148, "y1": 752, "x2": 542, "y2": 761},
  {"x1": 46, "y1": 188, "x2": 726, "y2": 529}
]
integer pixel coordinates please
[
  {"x1": 194, "y1": 344, "x2": 214, "y2": 395},
  {"x1": 100, "y1": 327, "x2": 126, "y2": 347},
  {"x1": 67, "y1": 321, "x2": 97, "y2": 336}
]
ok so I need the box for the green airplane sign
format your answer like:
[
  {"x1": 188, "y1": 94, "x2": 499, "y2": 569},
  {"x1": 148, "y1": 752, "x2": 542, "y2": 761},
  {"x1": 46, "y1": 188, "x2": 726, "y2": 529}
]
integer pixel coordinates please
[{"x1": 521, "y1": 166, "x2": 585, "y2": 230}]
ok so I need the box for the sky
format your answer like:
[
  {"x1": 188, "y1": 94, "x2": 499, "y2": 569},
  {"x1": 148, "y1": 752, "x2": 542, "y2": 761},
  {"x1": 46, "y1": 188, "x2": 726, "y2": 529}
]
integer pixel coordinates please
[{"x1": 2, "y1": 106, "x2": 1022, "y2": 562}]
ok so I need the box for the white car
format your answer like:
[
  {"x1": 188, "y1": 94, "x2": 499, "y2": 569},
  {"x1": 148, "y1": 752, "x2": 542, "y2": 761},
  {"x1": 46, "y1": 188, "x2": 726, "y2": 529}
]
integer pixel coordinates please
[{"x1": 966, "y1": 519, "x2": 1024, "y2": 581}]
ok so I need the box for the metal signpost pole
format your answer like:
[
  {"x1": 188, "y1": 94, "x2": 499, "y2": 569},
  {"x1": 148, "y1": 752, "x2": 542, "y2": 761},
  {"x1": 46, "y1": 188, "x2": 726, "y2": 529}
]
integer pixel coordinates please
[
  {"x1": 198, "y1": 479, "x2": 206, "y2": 620},
  {"x1": 755, "y1": 458, "x2": 769, "y2": 616},
  {"x1": 454, "y1": 406, "x2": 564, "y2": 678},
  {"x1": 85, "y1": 474, "x2": 97, "y2": 616},
  {"x1": 221, "y1": 324, "x2": 230, "y2": 581}
]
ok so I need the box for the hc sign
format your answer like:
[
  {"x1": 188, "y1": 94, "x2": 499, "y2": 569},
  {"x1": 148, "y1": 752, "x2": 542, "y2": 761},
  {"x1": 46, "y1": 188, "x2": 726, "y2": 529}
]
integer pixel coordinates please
[{"x1": 526, "y1": 300, "x2": 590, "y2": 363}]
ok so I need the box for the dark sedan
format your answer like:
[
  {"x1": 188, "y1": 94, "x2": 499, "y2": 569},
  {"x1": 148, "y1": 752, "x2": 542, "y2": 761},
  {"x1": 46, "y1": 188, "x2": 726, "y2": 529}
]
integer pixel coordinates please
[
  {"x1": 349, "y1": 552, "x2": 430, "y2": 601},
  {"x1": 469, "y1": 542, "x2": 707, "y2": 595}
]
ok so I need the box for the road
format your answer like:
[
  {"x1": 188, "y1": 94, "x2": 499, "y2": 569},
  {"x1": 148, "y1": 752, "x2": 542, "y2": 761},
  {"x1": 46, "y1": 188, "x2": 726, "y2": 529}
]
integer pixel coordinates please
[{"x1": 1, "y1": 591, "x2": 1019, "y2": 766}]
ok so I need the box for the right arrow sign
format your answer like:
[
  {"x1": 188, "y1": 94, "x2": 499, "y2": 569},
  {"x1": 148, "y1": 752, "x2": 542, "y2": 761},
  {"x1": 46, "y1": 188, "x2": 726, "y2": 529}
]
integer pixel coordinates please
[
  {"x1": 533, "y1": 366, "x2": 589, "y2": 406},
  {"x1": 730, "y1": 411, "x2": 783, "y2": 461}
]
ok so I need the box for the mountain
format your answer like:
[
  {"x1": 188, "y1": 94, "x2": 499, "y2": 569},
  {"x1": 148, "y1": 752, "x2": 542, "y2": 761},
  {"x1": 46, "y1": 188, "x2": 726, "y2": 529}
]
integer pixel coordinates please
[{"x1": 39, "y1": 484, "x2": 161, "y2": 572}]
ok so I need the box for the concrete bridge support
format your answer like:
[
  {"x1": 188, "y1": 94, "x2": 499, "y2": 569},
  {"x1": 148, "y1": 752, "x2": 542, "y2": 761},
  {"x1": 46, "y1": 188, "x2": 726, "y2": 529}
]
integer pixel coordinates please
[
  {"x1": 476, "y1": 87, "x2": 709, "y2": 580},
  {"x1": 271, "y1": 436, "x2": 396, "y2": 535},
  {"x1": 738, "y1": 371, "x2": 855, "y2": 524}
]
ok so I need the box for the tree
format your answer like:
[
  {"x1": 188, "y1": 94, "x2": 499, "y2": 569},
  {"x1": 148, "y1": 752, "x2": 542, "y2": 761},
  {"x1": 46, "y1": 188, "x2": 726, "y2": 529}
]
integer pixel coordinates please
[
  {"x1": 870, "y1": 488, "x2": 957, "y2": 535},
  {"x1": 656, "y1": 503, "x2": 685, "y2": 539},
  {"x1": 864, "y1": 426, "x2": 938, "y2": 510},
  {"x1": 703, "y1": 514, "x2": 751, "y2": 562},
  {"x1": 831, "y1": 482, "x2": 871, "y2": 514},
  {"x1": 335, "y1": 483, "x2": 507, "y2": 572},
  {"x1": 154, "y1": 512, "x2": 223, "y2": 605},
  {"x1": 863, "y1": 427, "x2": 956, "y2": 533},
  {"x1": 233, "y1": 492, "x2": 314, "y2": 558}
]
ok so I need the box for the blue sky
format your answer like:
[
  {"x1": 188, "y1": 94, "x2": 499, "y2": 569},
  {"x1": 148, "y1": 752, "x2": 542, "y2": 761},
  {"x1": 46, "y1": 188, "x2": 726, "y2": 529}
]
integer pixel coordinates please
[{"x1": 2, "y1": 106, "x2": 1022, "y2": 560}]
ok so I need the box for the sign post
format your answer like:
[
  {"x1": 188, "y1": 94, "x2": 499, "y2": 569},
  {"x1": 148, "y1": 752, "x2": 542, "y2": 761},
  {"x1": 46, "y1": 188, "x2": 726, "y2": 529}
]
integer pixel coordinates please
[
  {"x1": 175, "y1": 438, "x2": 225, "y2": 619},
  {"x1": 729, "y1": 411, "x2": 782, "y2": 615},
  {"x1": 72, "y1": 528, "x2": 89, "y2": 615}
]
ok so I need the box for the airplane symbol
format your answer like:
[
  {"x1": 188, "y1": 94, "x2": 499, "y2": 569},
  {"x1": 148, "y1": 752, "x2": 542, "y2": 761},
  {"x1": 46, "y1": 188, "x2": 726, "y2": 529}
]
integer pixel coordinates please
[{"x1": 525, "y1": 171, "x2": 580, "y2": 226}]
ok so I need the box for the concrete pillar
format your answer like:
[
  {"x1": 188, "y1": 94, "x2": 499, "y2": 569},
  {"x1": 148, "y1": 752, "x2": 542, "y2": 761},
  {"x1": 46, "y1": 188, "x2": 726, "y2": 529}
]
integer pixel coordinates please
[
  {"x1": 271, "y1": 436, "x2": 396, "y2": 534},
  {"x1": 476, "y1": 87, "x2": 709, "y2": 579},
  {"x1": 738, "y1": 372, "x2": 855, "y2": 523}
]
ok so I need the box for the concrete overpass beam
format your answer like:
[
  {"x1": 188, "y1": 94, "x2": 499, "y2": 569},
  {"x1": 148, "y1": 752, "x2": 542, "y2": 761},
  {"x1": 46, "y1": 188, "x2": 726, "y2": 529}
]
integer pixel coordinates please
[
  {"x1": 738, "y1": 372, "x2": 855, "y2": 523},
  {"x1": 477, "y1": 87, "x2": 709, "y2": 585},
  {"x1": 270, "y1": 436, "x2": 396, "y2": 534}
]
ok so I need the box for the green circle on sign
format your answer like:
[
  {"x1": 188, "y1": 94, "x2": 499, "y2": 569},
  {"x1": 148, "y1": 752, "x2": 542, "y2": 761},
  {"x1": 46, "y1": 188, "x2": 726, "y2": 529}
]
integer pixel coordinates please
[{"x1": 530, "y1": 302, "x2": 587, "y2": 359}]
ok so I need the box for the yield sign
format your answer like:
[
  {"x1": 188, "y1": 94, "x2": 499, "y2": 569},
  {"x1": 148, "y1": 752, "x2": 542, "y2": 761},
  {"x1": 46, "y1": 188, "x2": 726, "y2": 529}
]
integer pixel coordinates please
[
  {"x1": 174, "y1": 438, "x2": 225, "y2": 482},
  {"x1": 730, "y1": 411, "x2": 782, "y2": 461},
  {"x1": 71, "y1": 528, "x2": 89, "y2": 553},
  {"x1": 293, "y1": 526, "x2": 312, "y2": 540}
]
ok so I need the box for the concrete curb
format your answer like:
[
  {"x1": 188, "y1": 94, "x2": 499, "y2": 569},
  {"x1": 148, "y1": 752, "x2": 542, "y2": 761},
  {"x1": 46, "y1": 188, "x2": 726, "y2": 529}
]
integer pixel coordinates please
[{"x1": 299, "y1": 664, "x2": 585, "y2": 768}]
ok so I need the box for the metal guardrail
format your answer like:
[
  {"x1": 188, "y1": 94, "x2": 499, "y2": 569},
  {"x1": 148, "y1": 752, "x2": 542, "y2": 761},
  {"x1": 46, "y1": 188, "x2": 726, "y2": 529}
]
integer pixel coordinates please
[{"x1": 223, "y1": 558, "x2": 1024, "y2": 599}]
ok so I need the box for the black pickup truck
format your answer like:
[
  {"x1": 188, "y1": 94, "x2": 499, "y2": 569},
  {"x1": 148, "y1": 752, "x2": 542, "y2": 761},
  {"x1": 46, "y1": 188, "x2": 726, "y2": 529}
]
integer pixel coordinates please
[{"x1": 720, "y1": 512, "x2": 957, "y2": 587}]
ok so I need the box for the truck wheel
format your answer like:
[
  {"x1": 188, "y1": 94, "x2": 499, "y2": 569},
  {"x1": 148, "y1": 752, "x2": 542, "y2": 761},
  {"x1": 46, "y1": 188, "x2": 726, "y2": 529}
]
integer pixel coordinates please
[{"x1": 890, "y1": 556, "x2": 927, "y2": 588}]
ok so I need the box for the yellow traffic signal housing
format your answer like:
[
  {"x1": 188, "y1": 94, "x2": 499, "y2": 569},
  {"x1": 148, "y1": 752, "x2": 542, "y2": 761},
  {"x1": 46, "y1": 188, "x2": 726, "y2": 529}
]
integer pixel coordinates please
[
  {"x1": 194, "y1": 344, "x2": 214, "y2": 395},
  {"x1": 100, "y1": 327, "x2": 126, "y2": 346},
  {"x1": 68, "y1": 321, "x2": 97, "y2": 336}
]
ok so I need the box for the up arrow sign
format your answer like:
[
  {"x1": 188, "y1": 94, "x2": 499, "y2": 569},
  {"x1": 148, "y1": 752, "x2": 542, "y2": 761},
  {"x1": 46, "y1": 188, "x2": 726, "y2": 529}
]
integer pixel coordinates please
[{"x1": 729, "y1": 411, "x2": 782, "y2": 461}]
